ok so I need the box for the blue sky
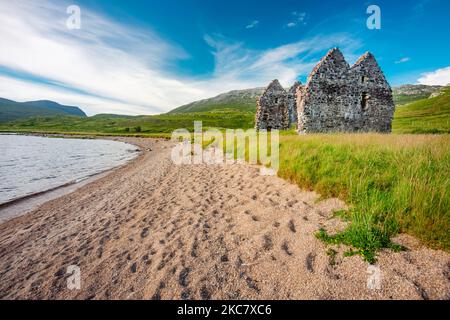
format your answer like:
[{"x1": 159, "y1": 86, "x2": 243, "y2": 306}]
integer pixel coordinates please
[{"x1": 0, "y1": 0, "x2": 449, "y2": 115}]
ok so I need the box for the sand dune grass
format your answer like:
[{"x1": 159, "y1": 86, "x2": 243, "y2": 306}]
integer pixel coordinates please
[{"x1": 277, "y1": 134, "x2": 450, "y2": 261}]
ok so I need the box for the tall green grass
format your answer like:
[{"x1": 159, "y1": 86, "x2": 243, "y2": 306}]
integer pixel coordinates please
[{"x1": 278, "y1": 134, "x2": 450, "y2": 262}]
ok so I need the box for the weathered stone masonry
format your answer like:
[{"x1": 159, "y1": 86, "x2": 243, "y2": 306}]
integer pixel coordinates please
[
  {"x1": 255, "y1": 79, "x2": 289, "y2": 130},
  {"x1": 287, "y1": 81, "x2": 301, "y2": 125},
  {"x1": 255, "y1": 48, "x2": 395, "y2": 133}
]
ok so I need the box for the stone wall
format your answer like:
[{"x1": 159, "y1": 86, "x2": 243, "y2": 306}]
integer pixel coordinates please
[
  {"x1": 255, "y1": 80, "x2": 289, "y2": 130},
  {"x1": 349, "y1": 52, "x2": 395, "y2": 132},
  {"x1": 297, "y1": 48, "x2": 395, "y2": 133},
  {"x1": 286, "y1": 81, "x2": 301, "y2": 127},
  {"x1": 256, "y1": 48, "x2": 395, "y2": 133}
]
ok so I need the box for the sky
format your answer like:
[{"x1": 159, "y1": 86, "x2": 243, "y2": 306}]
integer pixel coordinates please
[{"x1": 0, "y1": 0, "x2": 449, "y2": 116}]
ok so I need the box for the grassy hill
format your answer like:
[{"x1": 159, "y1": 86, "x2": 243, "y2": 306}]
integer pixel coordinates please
[
  {"x1": 168, "y1": 88, "x2": 264, "y2": 113},
  {"x1": 169, "y1": 84, "x2": 444, "y2": 114},
  {"x1": 0, "y1": 98, "x2": 86, "y2": 123},
  {"x1": 0, "y1": 109, "x2": 255, "y2": 136},
  {"x1": 393, "y1": 86, "x2": 450, "y2": 134}
]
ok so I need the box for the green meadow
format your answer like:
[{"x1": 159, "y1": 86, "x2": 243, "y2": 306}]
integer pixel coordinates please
[
  {"x1": 278, "y1": 134, "x2": 449, "y2": 262},
  {"x1": 0, "y1": 110, "x2": 254, "y2": 136}
]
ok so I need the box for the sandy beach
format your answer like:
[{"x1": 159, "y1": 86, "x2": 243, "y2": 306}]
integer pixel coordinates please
[{"x1": 0, "y1": 137, "x2": 449, "y2": 300}]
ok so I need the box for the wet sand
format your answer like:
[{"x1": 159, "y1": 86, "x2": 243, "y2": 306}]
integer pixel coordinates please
[{"x1": 0, "y1": 137, "x2": 449, "y2": 300}]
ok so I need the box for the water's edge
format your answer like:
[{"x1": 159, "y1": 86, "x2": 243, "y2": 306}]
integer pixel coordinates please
[{"x1": 0, "y1": 134, "x2": 143, "y2": 223}]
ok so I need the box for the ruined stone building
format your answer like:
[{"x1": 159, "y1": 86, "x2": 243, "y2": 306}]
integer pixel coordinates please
[
  {"x1": 255, "y1": 48, "x2": 395, "y2": 133},
  {"x1": 254, "y1": 79, "x2": 289, "y2": 130},
  {"x1": 287, "y1": 81, "x2": 301, "y2": 125}
]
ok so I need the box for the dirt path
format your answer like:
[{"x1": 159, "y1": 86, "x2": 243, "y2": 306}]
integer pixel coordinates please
[{"x1": 0, "y1": 137, "x2": 448, "y2": 300}]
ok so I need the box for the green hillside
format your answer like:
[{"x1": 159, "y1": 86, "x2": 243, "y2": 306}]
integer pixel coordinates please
[
  {"x1": 168, "y1": 88, "x2": 263, "y2": 114},
  {"x1": 0, "y1": 110, "x2": 255, "y2": 136},
  {"x1": 0, "y1": 98, "x2": 86, "y2": 123},
  {"x1": 169, "y1": 84, "x2": 443, "y2": 114},
  {"x1": 392, "y1": 86, "x2": 450, "y2": 134}
]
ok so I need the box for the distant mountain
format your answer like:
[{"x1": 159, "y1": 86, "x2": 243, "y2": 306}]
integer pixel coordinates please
[
  {"x1": 168, "y1": 88, "x2": 265, "y2": 114},
  {"x1": 393, "y1": 84, "x2": 443, "y2": 105},
  {"x1": 169, "y1": 84, "x2": 446, "y2": 114},
  {"x1": 0, "y1": 98, "x2": 86, "y2": 123}
]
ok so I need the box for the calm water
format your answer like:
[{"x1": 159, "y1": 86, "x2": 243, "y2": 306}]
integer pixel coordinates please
[{"x1": 0, "y1": 135, "x2": 139, "y2": 204}]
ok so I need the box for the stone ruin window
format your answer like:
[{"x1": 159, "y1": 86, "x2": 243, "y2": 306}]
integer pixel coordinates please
[
  {"x1": 362, "y1": 76, "x2": 368, "y2": 83},
  {"x1": 274, "y1": 98, "x2": 279, "y2": 104},
  {"x1": 361, "y1": 92, "x2": 369, "y2": 111}
]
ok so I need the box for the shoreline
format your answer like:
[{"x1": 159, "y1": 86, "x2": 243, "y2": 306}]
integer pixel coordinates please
[
  {"x1": 0, "y1": 133, "x2": 144, "y2": 223},
  {"x1": 0, "y1": 136, "x2": 448, "y2": 299}
]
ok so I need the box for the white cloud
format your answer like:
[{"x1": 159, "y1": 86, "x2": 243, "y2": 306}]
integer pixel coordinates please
[
  {"x1": 0, "y1": 0, "x2": 196, "y2": 115},
  {"x1": 286, "y1": 11, "x2": 307, "y2": 28},
  {"x1": 245, "y1": 20, "x2": 259, "y2": 29},
  {"x1": 203, "y1": 33, "x2": 362, "y2": 89},
  {"x1": 0, "y1": 1, "x2": 362, "y2": 116},
  {"x1": 395, "y1": 57, "x2": 411, "y2": 64},
  {"x1": 417, "y1": 67, "x2": 450, "y2": 86}
]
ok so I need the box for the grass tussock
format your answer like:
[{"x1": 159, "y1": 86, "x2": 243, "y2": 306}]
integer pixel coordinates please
[{"x1": 278, "y1": 133, "x2": 450, "y2": 262}]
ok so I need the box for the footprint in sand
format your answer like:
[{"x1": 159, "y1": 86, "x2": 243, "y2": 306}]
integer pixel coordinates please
[
  {"x1": 140, "y1": 227, "x2": 149, "y2": 238},
  {"x1": 178, "y1": 267, "x2": 191, "y2": 287},
  {"x1": 281, "y1": 241, "x2": 293, "y2": 256},
  {"x1": 288, "y1": 220, "x2": 296, "y2": 233},
  {"x1": 262, "y1": 234, "x2": 273, "y2": 251},
  {"x1": 306, "y1": 253, "x2": 316, "y2": 273},
  {"x1": 200, "y1": 285, "x2": 212, "y2": 300}
]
